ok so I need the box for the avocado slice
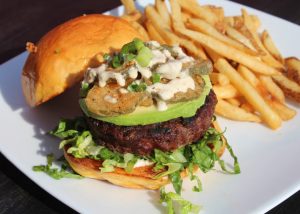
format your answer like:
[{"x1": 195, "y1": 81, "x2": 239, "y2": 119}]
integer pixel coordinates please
[{"x1": 80, "y1": 75, "x2": 212, "y2": 126}]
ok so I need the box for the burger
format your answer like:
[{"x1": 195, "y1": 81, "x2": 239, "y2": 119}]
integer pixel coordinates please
[{"x1": 22, "y1": 14, "x2": 239, "y2": 209}]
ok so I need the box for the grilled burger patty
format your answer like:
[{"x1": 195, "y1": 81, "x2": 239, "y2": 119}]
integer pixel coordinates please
[{"x1": 86, "y1": 90, "x2": 217, "y2": 156}]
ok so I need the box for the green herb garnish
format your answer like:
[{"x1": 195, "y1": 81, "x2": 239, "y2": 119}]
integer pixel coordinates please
[
  {"x1": 152, "y1": 73, "x2": 161, "y2": 83},
  {"x1": 127, "y1": 82, "x2": 147, "y2": 92}
]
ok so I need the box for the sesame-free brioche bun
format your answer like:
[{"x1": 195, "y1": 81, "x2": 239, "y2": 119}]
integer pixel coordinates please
[
  {"x1": 22, "y1": 14, "x2": 143, "y2": 107},
  {"x1": 64, "y1": 140, "x2": 226, "y2": 190}
]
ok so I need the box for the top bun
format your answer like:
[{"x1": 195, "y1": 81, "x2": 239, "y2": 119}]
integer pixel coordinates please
[{"x1": 22, "y1": 14, "x2": 143, "y2": 106}]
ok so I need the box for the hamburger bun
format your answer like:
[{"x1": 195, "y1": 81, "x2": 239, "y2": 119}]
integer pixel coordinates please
[
  {"x1": 64, "y1": 138, "x2": 226, "y2": 190},
  {"x1": 22, "y1": 14, "x2": 143, "y2": 106}
]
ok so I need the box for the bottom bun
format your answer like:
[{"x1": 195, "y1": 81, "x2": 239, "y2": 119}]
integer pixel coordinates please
[{"x1": 64, "y1": 140, "x2": 226, "y2": 190}]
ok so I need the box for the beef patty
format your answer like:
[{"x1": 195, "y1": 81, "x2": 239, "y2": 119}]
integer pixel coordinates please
[{"x1": 86, "y1": 90, "x2": 217, "y2": 156}]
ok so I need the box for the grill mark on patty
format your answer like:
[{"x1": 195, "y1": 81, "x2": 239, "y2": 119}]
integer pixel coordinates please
[{"x1": 86, "y1": 90, "x2": 217, "y2": 156}]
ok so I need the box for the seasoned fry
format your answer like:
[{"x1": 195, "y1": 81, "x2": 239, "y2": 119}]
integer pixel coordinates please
[
  {"x1": 259, "y1": 75, "x2": 285, "y2": 103},
  {"x1": 178, "y1": 38, "x2": 207, "y2": 59},
  {"x1": 178, "y1": 28, "x2": 279, "y2": 75},
  {"x1": 213, "y1": 84, "x2": 239, "y2": 99},
  {"x1": 121, "y1": 0, "x2": 136, "y2": 14},
  {"x1": 155, "y1": 0, "x2": 171, "y2": 28},
  {"x1": 215, "y1": 58, "x2": 282, "y2": 129},
  {"x1": 225, "y1": 25, "x2": 256, "y2": 51},
  {"x1": 209, "y1": 72, "x2": 230, "y2": 86},
  {"x1": 187, "y1": 18, "x2": 257, "y2": 56},
  {"x1": 129, "y1": 21, "x2": 150, "y2": 41},
  {"x1": 261, "y1": 30, "x2": 284, "y2": 63},
  {"x1": 285, "y1": 57, "x2": 300, "y2": 84},
  {"x1": 182, "y1": 11, "x2": 192, "y2": 23},
  {"x1": 145, "y1": 5, "x2": 179, "y2": 44},
  {"x1": 145, "y1": 21, "x2": 166, "y2": 44},
  {"x1": 215, "y1": 99, "x2": 261, "y2": 122}
]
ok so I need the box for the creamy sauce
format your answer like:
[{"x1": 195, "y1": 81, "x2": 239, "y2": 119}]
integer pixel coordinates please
[
  {"x1": 156, "y1": 60, "x2": 182, "y2": 79},
  {"x1": 128, "y1": 66, "x2": 138, "y2": 79},
  {"x1": 156, "y1": 99, "x2": 168, "y2": 111},
  {"x1": 134, "y1": 159, "x2": 153, "y2": 168},
  {"x1": 147, "y1": 76, "x2": 195, "y2": 101},
  {"x1": 104, "y1": 95, "x2": 117, "y2": 104}
]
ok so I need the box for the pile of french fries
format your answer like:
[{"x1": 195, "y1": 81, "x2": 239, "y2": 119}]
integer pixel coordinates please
[{"x1": 120, "y1": 0, "x2": 300, "y2": 129}]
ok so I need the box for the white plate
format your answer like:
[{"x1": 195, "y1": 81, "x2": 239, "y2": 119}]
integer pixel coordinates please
[{"x1": 1, "y1": 0, "x2": 300, "y2": 213}]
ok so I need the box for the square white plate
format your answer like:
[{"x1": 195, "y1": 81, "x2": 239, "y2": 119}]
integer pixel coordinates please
[{"x1": 1, "y1": 0, "x2": 300, "y2": 213}]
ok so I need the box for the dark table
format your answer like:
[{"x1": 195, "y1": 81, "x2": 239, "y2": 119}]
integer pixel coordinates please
[{"x1": 0, "y1": 0, "x2": 299, "y2": 213}]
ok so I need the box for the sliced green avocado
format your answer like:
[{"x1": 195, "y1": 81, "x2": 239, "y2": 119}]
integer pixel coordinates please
[{"x1": 79, "y1": 75, "x2": 212, "y2": 126}]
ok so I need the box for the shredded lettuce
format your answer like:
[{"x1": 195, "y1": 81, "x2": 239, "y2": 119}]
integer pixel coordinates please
[
  {"x1": 48, "y1": 117, "x2": 241, "y2": 213},
  {"x1": 160, "y1": 188, "x2": 201, "y2": 214},
  {"x1": 33, "y1": 154, "x2": 82, "y2": 179}
]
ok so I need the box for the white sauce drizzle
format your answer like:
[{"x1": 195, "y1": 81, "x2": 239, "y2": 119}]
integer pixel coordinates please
[
  {"x1": 128, "y1": 66, "x2": 138, "y2": 79},
  {"x1": 134, "y1": 159, "x2": 153, "y2": 168},
  {"x1": 104, "y1": 95, "x2": 117, "y2": 104},
  {"x1": 147, "y1": 75, "x2": 195, "y2": 100},
  {"x1": 156, "y1": 60, "x2": 182, "y2": 79},
  {"x1": 156, "y1": 99, "x2": 168, "y2": 111}
]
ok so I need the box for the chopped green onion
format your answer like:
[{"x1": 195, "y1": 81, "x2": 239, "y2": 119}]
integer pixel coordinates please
[
  {"x1": 152, "y1": 73, "x2": 161, "y2": 83},
  {"x1": 103, "y1": 53, "x2": 111, "y2": 61},
  {"x1": 135, "y1": 46, "x2": 153, "y2": 67},
  {"x1": 127, "y1": 82, "x2": 147, "y2": 92}
]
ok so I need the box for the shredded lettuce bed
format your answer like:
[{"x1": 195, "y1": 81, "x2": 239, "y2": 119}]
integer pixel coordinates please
[{"x1": 34, "y1": 117, "x2": 240, "y2": 213}]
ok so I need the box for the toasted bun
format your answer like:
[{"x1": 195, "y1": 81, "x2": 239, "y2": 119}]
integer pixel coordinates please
[
  {"x1": 22, "y1": 14, "x2": 143, "y2": 106},
  {"x1": 64, "y1": 141, "x2": 226, "y2": 190}
]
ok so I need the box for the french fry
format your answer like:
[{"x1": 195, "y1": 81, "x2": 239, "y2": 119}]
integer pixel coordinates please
[
  {"x1": 209, "y1": 72, "x2": 230, "y2": 86},
  {"x1": 155, "y1": 0, "x2": 171, "y2": 28},
  {"x1": 258, "y1": 75, "x2": 285, "y2": 103},
  {"x1": 121, "y1": 11, "x2": 142, "y2": 22},
  {"x1": 187, "y1": 18, "x2": 258, "y2": 56},
  {"x1": 215, "y1": 58, "x2": 282, "y2": 129},
  {"x1": 182, "y1": 11, "x2": 193, "y2": 23},
  {"x1": 241, "y1": 102, "x2": 255, "y2": 113},
  {"x1": 169, "y1": 0, "x2": 185, "y2": 29},
  {"x1": 285, "y1": 57, "x2": 300, "y2": 84},
  {"x1": 202, "y1": 5, "x2": 225, "y2": 23},
  {"x1": 241, "y1": 9, "x2": 284, "y2": 69},
  {"x1": 204, "y1": 46, "x2": 221, "y2": 63},
  {"x1": 238, "y1": 64, "x2": 259, "y2": 87},
  {"x1": 145, "y1": 21, "x2": 166, "y2": 44},
  {"x1": 178, "y1": 38, "x2": 207, "y2": 59},
  {"x1": 177, "y1": 28, "x2": 279, "y2": 75},
  {"x1": 145, "y1": 5, "x2": 179, "y2": 45},
  {"x1": 273, "y1": 73, "x2": 300, "y2": 103},
  {"x1": 225, "y1": 15, "x2": 261, "y2": 31},
  {"x1": 129, "y1": 21, "x2": 150, "y2": 41},
  {"x1": 177, "y1": 0, "x2": 223, "y2": 31},
  {"x1": 225, "y1": 25, "x2": 256, "y2": 51},
  {"x1": 268, "y1": 101, "x2": 296, "y2": 121},
  {"x1": 261, "y1": 30, "x2": 284, "y2": 63},
  {"x1": 215, "y1": 99, "x2": 261, "y2": 122},
  {"x1": 213, "y1": 84, "x2": 239, "y2": 99},
  {"x1": 226, "y1": 98, "x2": 241, "y2": 107},
  {"x1": 168, "y1": 0, "x2": 207, "y2": 59},
  {"x1": 121, "y1": 0, "x2": 136, "y2": 14}
]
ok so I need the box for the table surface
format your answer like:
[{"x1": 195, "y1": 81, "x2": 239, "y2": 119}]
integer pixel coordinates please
[{"x1": 0, "y1": 0, "x2": 299, "y2": 213}]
